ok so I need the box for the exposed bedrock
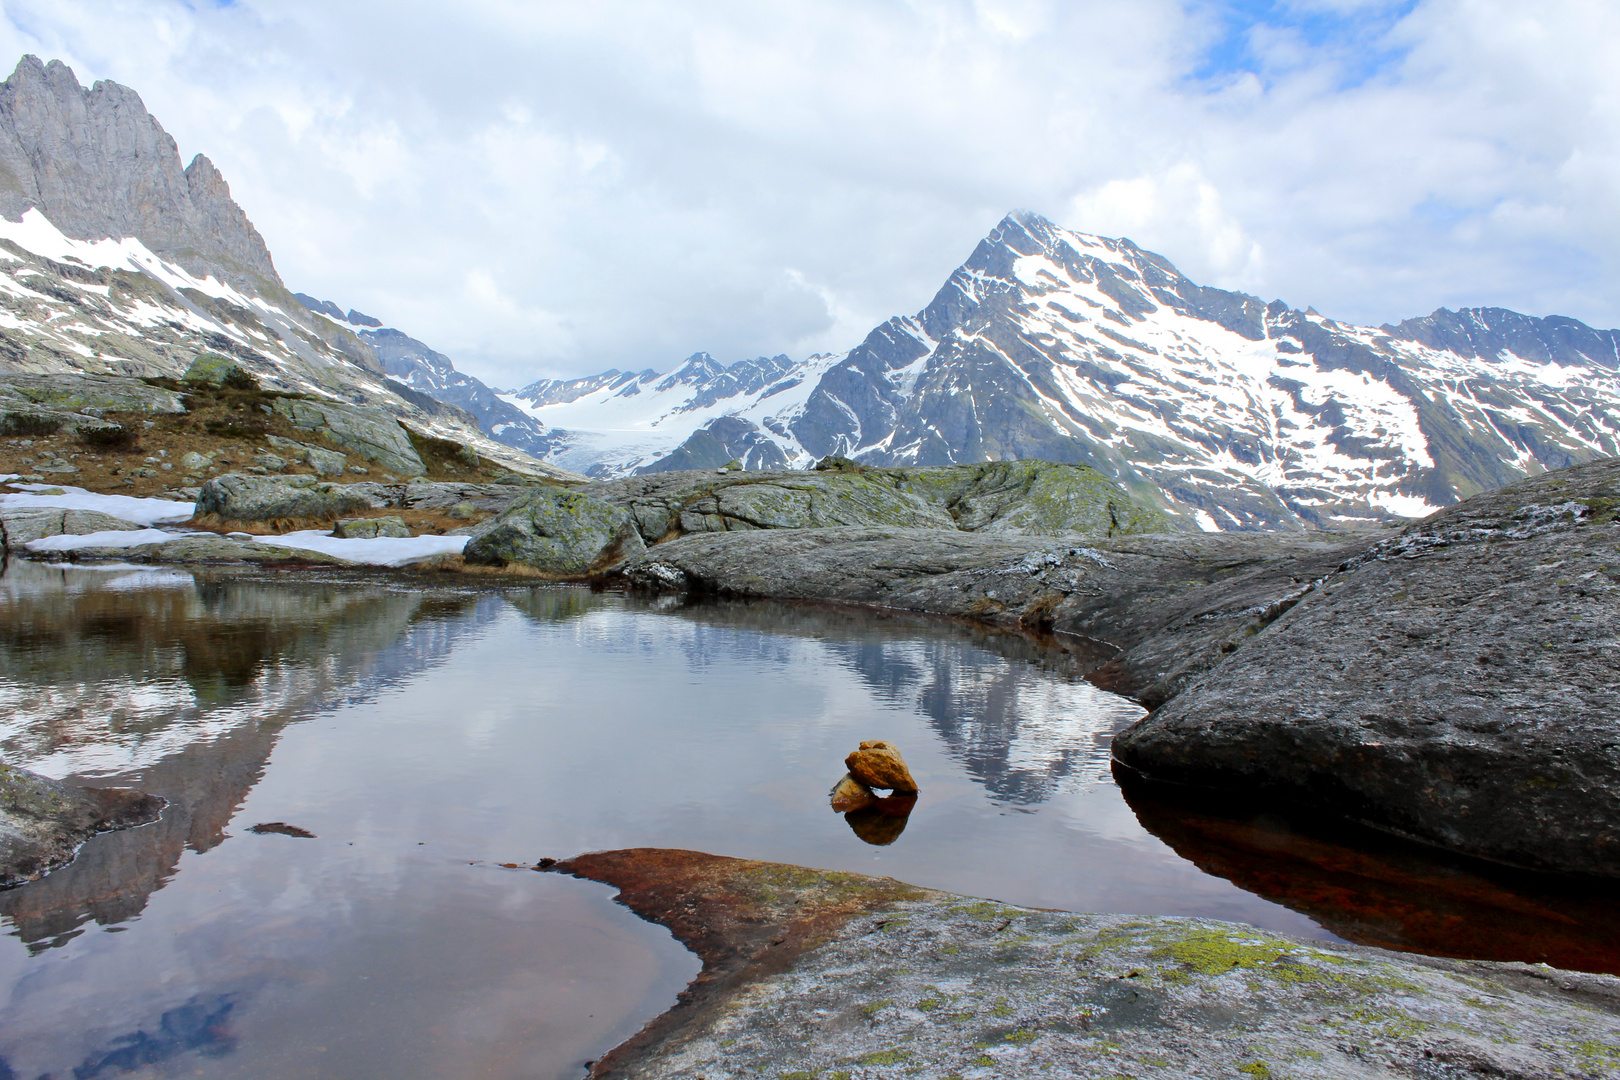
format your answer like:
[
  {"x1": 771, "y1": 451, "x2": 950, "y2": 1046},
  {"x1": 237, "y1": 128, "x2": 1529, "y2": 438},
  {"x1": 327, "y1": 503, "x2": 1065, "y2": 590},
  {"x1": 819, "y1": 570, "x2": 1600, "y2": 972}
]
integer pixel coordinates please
[
  {"x1": 1114, "y1": 456, "x2": 1620, "y2": 878},
  {"x1": 613, "y1": 456, "x2": 1620, "y2": 878},
  {"x1": 553, "y1": 848, "x2": 1620, "y2": 1080},
  {"x1": 583, "y1": 459, "x2": 1172, "y2": 542},
  {"x1": 0, "y1": 761, "x2": 164, "y2": 888},
  {"x1": 613, "y1": 525, "x2": 1356, "y2": 704}
]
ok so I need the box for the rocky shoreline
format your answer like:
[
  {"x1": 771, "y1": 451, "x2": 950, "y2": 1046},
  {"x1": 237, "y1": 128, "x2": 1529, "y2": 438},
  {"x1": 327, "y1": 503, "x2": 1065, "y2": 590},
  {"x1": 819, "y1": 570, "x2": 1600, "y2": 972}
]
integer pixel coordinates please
[{"x1": 551, "y1": 847, "x2": 1620, "y2": 1080}]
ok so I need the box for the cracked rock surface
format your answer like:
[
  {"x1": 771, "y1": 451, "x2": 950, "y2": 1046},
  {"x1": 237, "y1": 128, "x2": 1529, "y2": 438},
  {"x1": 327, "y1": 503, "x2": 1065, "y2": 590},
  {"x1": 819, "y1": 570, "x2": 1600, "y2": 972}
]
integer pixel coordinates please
[
  {"x1": 1114, "y1": 456, "x2": 1620, "y2": 877},
  {"x1": 555, "y1": 848, "x2": 1620, "y2": 1080}
]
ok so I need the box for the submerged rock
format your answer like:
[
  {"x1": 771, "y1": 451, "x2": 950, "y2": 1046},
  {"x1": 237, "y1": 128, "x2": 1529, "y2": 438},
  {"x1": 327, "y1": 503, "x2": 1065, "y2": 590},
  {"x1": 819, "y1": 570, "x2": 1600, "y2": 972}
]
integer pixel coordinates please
[
  {"x1": 1114, "y1": 456, "x2": 1620, "y2": 878},
  {"x1": 828, "y1": 773, "x2": 875, "y2": 813},
  {"x1": 195, "y1": 473, "x2": 377, "y2": 523},
  {"x1": 1, "y1": 761, "x2": 164, "y2": 888},
  {"x1": 463, "y1": 487, "x2": 646, "y2": 574},
  {"x1": 552, "y1": 848, "x2": 1620, "y2": 1080}
]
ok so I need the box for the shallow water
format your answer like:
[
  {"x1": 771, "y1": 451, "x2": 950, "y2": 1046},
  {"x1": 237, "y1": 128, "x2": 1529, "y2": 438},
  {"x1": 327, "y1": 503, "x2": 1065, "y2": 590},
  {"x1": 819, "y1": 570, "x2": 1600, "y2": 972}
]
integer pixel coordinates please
[{"x1": 0, "y1": 563, "x2": 1614, "y2": 1079}]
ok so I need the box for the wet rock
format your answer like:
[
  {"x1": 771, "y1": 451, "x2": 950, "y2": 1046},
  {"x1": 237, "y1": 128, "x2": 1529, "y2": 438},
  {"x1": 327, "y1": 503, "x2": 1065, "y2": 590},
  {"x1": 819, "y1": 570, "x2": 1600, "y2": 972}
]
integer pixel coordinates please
[
  {"x1": 612, "y1": 526, "x2": 1351, "y2": 706},
  {"x1": 270, "y1": 397, "x2": 426, "y2": 477},
  {"x1": 552, "y1": 848, "x2": 1620, "y2": 1080},
  {"x1": 332, "y1": 515, "x2": 410, "y2": 539},
  {"x1": 248, "y1": 822, "x2": 315, "y2": 838},
  {"x1": 181, "y1": 352, "x2": 257, "y2": 390},
  {"x1": 845, "y1": 740, "x2": 918, "y2": 793},
  {"x1": 1114, "y1": 456, "x2": 1620, "y2": 879},
  {"x1": 463, "y1": 487, "x2": 646, "y2": 574},
  {"x1": 1, "y1": 760, "x2": 164, "y2": 887},
  {"x1": 828, "y1": 773, "x2": 875, "y2": 813},
  {"x1": 845, "y1": 794, "x2": 916, "y2": 846},
  {"x1": 195, "y1": 473, "x2": 375, "y2": 523}
]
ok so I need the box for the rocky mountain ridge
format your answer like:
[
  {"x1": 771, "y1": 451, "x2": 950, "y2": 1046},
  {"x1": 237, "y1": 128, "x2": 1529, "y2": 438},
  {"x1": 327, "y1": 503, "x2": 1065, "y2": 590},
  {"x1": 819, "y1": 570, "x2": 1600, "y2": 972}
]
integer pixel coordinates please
[{"x1": 0, "y1": 56, "x2": 565, "y2": 478}]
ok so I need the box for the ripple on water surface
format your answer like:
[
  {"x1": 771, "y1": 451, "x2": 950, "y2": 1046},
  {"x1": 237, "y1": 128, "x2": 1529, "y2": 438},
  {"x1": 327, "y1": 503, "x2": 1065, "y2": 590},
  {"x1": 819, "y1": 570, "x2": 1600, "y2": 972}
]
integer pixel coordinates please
[{"x1": 0, "y1": 562, "x2": 1614, "y2": 1079}]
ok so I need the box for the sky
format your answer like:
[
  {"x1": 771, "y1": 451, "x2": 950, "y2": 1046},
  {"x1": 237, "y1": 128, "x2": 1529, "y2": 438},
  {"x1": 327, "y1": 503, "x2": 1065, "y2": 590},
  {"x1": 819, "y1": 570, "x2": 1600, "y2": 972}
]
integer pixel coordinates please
[{"x1": 2, "y1": 0, "x2": 1616, "y2": 387}]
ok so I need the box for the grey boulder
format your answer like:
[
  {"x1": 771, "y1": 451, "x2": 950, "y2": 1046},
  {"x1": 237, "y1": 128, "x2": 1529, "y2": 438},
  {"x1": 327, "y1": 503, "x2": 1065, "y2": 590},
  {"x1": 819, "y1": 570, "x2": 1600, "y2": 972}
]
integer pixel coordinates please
[
  {"x1": 1113, "y1": 456, "x2": 1620, "y2": 878},
  {"x1": 0, "y1": 507, "x2": 148, "y2": 549},
  {"x1": 332, "y1": 515, "x2": 410, "y2": 539},
  {"x1": 463, "y1": 487, "x2": 645, "y2": 574},
  {"x1": 271, "y1": 398, "x2": 426, "y2": 477},
  {"x1": 265, "y1": 435, "x2": 348, "y2": 476},
  {"x1": 195, "y1": 473, "x2": 376, "y2": 523}
]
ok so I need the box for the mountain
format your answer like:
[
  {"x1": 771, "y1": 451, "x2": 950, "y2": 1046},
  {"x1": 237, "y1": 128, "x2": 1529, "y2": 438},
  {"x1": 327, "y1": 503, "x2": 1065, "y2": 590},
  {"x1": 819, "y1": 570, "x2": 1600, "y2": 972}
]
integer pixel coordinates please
[
  {"x1": 0, "y1": 55, "x2": 564, "y2": 476},
  {"x1": 291, "y1": 295, "x2": 555, "y2": 458},
  {"x1": 499, "y1": 212, "x2": 1620, "y2": 529}
]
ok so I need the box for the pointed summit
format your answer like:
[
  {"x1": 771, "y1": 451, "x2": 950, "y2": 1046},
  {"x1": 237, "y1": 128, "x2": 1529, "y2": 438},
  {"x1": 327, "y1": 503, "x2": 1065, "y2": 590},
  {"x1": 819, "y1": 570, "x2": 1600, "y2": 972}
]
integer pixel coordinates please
[{"x1": 0, "y1": 56, "x2": 279, "y2": 289}]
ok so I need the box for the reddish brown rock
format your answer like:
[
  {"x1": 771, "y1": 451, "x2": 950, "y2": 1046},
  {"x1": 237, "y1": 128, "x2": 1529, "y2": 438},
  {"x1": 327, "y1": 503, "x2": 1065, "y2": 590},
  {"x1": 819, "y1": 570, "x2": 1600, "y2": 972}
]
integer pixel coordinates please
[
  {"x1": 844, "y1": 739, "x2": 917, "y2": 793},
  {"x1": 828, "y1": 773, "x2": 875, "y2": 813}
]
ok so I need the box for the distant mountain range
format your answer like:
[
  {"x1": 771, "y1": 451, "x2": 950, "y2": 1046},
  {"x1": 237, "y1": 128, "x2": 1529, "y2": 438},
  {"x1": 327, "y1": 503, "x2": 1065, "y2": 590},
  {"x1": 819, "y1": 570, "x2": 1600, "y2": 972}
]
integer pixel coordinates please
[
  {"x1": 487, "y1": 213, "x2": 1620, "y2": 529},
  {"x1": 0, "y1": 52, "x2": 1614, "y2": 527}
]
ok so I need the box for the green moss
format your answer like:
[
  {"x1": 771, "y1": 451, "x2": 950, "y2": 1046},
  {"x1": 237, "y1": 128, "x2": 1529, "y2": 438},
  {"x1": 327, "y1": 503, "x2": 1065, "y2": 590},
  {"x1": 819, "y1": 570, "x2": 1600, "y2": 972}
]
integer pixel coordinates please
[
  {"x1": 1239, "y1": 1063, "x2": 1272, "y2": 1078},
  {"x1": 862, "y1": 1000, "x2": 894, "y2": 1017},
  {"x1": 1002, "y1": 1029, "x2": 1038, "y2": 1044},
  {"x1": 854, "y1": 1048, "x2": 911, "y2": 1067},
  {"x1": 1155, "y1": 928, "x2": 1342, "y2": 982},
  {"x1": 989, "y1": 998, "x2": 1013, "y2": 1018},
  {"x1": 972, "y1": 1055, "x2": 995, "y2": 1068}
]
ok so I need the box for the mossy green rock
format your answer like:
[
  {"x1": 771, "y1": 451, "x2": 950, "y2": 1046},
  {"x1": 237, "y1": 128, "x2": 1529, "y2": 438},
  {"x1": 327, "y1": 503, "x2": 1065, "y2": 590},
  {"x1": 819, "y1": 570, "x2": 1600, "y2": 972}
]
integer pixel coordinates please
[
  {"x1": 583, "y1": 460, "x2": 1171, "y2": 541},
  {"x1": 463, "y1": 487, "x2": 646, "y2": 574},
  {"x1": 181, "y1": 352, "x2": 258, "y2": 390}
]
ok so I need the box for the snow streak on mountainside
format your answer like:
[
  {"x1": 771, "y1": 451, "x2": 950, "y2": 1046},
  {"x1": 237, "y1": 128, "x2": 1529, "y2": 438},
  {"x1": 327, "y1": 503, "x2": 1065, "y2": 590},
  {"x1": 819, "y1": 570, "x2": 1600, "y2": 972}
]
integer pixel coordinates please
[
  {"x1": 502, "y1": 212, "x2": 1620, "y2": 530},
  {"x1": 0, "y1": 55, "x2": 555, "y2": 474}
]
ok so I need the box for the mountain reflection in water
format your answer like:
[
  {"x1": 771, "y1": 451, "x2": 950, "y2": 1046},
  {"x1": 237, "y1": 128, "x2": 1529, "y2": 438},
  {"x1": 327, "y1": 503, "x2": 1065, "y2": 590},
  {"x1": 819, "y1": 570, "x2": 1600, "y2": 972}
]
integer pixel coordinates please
[{"x1": 1, "y1": 569, "x2": 1617, "y2": 1080}]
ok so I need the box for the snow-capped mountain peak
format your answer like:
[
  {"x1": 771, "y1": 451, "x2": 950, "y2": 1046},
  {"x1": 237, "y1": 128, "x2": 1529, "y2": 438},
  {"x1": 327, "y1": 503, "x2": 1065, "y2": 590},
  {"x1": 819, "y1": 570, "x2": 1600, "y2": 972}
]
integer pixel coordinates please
[{"x1": 492, "y1": 211, "x2": 1618, "y2": 526}]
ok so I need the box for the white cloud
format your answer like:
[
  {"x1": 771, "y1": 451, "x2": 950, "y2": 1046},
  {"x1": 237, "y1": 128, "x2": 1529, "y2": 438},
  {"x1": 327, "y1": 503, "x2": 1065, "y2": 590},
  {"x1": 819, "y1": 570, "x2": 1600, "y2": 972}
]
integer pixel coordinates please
[{"x1": 0, "y1": 0, "x2": 1614, "y2": 386}]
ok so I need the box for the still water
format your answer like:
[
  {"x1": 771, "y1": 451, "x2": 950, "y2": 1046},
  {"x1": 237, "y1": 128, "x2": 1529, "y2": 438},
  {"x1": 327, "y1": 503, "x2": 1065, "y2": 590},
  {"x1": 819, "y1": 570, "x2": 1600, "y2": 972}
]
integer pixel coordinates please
[{"x1": 0, "y1": 563, "x2": 1615, "y2": 1079}]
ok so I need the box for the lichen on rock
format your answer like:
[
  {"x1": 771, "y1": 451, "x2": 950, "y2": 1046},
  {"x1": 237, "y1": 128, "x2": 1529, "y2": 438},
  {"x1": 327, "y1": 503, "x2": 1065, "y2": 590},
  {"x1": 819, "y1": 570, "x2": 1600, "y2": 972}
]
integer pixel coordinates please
[
  {"x1": 552, "y1": 848, "x2": 1620, "y2": 1080},
  {"x1": 462, "y1": 486, "x2": 646, "y2": 574}
]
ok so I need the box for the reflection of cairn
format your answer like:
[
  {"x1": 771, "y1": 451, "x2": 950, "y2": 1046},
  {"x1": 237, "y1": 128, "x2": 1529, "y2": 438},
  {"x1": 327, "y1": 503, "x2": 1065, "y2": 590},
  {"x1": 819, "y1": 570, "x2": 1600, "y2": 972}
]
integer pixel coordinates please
[{"x1": 830, "y1": 740, "x2": 918, "y2": 846}]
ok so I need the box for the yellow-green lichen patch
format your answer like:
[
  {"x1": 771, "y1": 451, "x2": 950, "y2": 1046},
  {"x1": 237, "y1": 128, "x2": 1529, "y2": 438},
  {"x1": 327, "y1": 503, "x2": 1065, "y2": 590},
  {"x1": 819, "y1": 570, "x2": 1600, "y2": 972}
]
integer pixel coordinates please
[
  {"x1": 862, "y1": 1000, "x2": 895, "y2": 1017},
  {"x1": 1155, "y1": 928, "x2": 1342, "y2": 982},
  {"x1": 853, "y1": 1048, "x2": 911, "y2": 1067},
  {"x1": 1238, "y1": 1062, "x2": 1272, "y2": 1078},
  {"x1": 1575, "y1": 1039, "x2": 1620, "y2": 1071}
]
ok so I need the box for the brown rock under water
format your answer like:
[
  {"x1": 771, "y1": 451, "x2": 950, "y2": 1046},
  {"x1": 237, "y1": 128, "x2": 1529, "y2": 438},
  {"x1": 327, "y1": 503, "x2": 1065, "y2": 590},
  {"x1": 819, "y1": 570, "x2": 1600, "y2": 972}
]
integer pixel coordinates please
[
  {"x1": 844, "y1": 739, "x2": 917, "y2": 793},
  {"x1": 827, "y1": 773, "x2": 875, "y2": 813},
  {"x1": 845, "y1": 794, "x2": 917, "y2": 846}
]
